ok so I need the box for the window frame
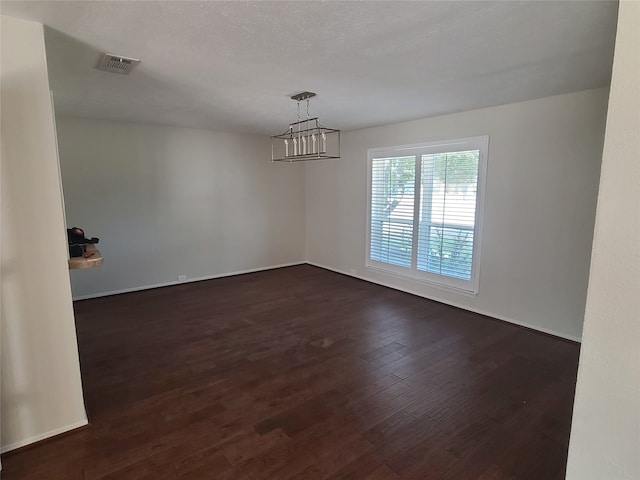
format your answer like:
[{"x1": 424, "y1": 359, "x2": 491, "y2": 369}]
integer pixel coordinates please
[{"x1": 366, "y1": 135, "x2": 489, "y2": 295}]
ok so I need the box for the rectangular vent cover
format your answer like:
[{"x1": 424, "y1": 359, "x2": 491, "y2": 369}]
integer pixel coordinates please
[{"x1": 98, "y1": 54, "x2": 140, "y2": 75}]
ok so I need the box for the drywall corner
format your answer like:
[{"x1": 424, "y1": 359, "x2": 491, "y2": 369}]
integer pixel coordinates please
[
  {"x1": 1, "y1": 15, "x2": 87, "y2": 452},
  {"x1": 566, "y1": 2, "x2": 640, "y2": 478}
]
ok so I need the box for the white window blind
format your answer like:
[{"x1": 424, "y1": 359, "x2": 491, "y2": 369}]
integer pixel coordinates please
[
  {"x1": 417, "y1": 150, "x2": 478, "y2": 280},
  {"x1": 370, "y1": 156, "x2": 415, "y2": 268},
  {"x1": 367, "y1": 136, "x2": 488, "y2": 294}
]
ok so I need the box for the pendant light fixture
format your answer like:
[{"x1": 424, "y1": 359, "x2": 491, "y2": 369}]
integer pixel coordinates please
[{"x1": 271, "y1": 92, "x2": 340, "y2": 162}]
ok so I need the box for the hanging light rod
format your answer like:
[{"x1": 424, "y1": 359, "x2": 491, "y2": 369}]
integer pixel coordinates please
[{"x1": 271, "y1": 92, "x2": 341, "y2": 163}]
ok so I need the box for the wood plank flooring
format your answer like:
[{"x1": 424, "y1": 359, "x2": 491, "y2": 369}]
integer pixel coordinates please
[{"x1": 1, "y1": 265, "x2": 580, "y2": 479}]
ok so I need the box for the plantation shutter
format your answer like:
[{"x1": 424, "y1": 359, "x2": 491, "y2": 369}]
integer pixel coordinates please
[
  {"x1": 369, "y1": 156, "x2": 416, "y2": 268},
  {"x1": 416, "y1": 150, "x2": 479, "y2": 280},
  {"x1": 367, "y1": 136, "x2": 487, "y2": 294}
]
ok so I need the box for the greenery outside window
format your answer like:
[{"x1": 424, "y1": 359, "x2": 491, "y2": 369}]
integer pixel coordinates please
[{"x1": 367, "y1": 136, "x2": 488, "y2": 294}]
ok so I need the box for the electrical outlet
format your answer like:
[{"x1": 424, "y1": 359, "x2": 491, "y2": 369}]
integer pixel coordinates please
[
  {"x1": 178, "y1": 275, "x2": 187, "y2": 282},
  {"x1": 350, "y1": 269, "x2": 358, "y2": 275}
]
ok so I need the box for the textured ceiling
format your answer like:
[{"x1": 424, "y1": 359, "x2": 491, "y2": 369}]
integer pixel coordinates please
[{"x1": 1, "y1": 1, "x2": 618, "y2": 134}]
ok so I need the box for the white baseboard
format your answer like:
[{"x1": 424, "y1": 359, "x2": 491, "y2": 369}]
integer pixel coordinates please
[
  {"x1": 305, "y1": 261, "x2": 582, "y2": 343},
  {"x1": 0, "y1": 419, "x2": 88, "y2": 454},
  {"x1": 71, "y1": 259, "x2": 581, "y2": 342},
  {"x1": 72, "y1": 261, "x2": 306, "y2": 301}
]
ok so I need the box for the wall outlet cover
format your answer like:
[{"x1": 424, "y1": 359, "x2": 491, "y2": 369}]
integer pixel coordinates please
[{"x1": 178, "y1": 275, "x2": 187, "y2": 282}]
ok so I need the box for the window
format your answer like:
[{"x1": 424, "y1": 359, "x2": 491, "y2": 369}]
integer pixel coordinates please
[{"x1": 367, "y1": 136, "x2": 488, "y2": 294}]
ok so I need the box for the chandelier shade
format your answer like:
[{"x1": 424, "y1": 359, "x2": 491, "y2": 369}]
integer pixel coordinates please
[{"x1": 271, "y1": 92, "x2": 340, "y2": 163}]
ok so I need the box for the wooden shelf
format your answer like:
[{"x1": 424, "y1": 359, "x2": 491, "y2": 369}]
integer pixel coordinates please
[{"x1": 68, "y1": 244, "x2": 103, "y2": 269}]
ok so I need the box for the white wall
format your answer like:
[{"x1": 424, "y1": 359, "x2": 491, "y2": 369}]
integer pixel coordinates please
[
  {"x1": 56, "y1": 117, "x2": 306, "y2": 299},
  {"x1": 1, "y1": 16, "x2": 87, "y2": 452},
  {"x1": 305, "y1": 88, "x2": 609, "y2": 340},
  {"x1": 566, "y1": 2, "x2": 640, "y2": 478}
]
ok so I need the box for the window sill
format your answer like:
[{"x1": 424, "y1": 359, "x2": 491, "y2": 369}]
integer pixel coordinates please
[{"x1": 365, "y1": 264, "x2": 479, "y2": 297}]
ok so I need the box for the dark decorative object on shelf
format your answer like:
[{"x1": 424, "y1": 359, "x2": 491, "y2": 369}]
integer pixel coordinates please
[{"x1": 67, "y1": 227, "x2": 99, "y2": 257}]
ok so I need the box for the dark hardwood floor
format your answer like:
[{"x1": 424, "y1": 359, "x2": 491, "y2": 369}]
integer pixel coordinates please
[{"x1": 2, "y1": 265, "x2": 580, "y2": 479}]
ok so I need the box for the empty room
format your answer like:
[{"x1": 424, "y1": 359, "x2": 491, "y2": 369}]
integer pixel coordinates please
[{"x1": 1, "y1": 1, "x2": 638, "y2": 479}]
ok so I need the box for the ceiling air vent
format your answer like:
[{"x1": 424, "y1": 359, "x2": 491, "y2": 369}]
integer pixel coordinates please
[{"x1": 97, "y1": 54, "x2": 140, "y2": 75}]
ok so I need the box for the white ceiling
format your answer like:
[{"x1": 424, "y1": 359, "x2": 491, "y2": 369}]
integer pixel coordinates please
[{"x1": 1, "y1": 1, "x2": 618, "y2": 134}]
